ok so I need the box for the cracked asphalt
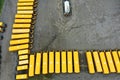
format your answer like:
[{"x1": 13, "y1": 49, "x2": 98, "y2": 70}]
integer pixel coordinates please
[{"x1": 1, "y1": 0, "x2": 120, "y2": 80}]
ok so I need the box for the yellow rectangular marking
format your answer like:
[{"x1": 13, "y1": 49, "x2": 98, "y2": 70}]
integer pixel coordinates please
[
  {"x1": 19, "y1": 55, "x2": 28, "y2": 60},
  {"x1": 55, "y1": 51, "x2": 60, "y2": 73},
  {"x1": 35, "y1": 53, "x2": 41, "y2": 75},
  {"x1": 73, "y1": 51, "x2": 80, "y2": 73},
  {"x1": 13, "y1": 24, "x2": 31, "y2": 29},
  {"x1": 99, "y1": 52, "x2": 109, "y2": 74},
  {"x1": 17, "y1": 2, "x2": 34, "y2": 6},
  {"x1": 17, "y1": 11, "x2": 34, "y2": 14},
  {"x1": 11, "y1": 33, "x2": 29, "y2": 39},
  {"x1": 112, "y1": 51, "x2": 120, "y2": 73},
  {"x1": 118, "y1": 51, "x2": 120, "y2": 59},
  {"x1": 29, "y1": 55, "x2": 35, "y2": 77},
  {"x1": 93, "y1": 51, "x2": 102, "y2": 72},
  {"x1": 17, "y1": 65, "x2": 28, "y2": 71},
  {"x1": 15, "y1": 19, "x2": 32, "y2": 24},
  {"x1": 0, "y1": 22, "x2": 3, "y2": 26},
  {"x1": 19, "y1": 60, "x2": 29, "y2": 65},
  {"x1": 17, "y1": 6, "x2": 33, "y2": 10},
  {"x1": 15, "y1": 14, "x2": 33, "y2": 19},
  {"x1": 61, "y1": 51, "x2": 67, "y2": 73},
  {"x1": 86, "y1": 51, "x2": 95, "y2": 74},
  {"x1": 10, "y1": 39, "x2": 29, "y2": 45},
  {"x1": 49, "y1": 51, "x2": 54, "y2": 73},
  {"x1": 67, "y1": 51, "x2": 73, "y2": 73},
  {"x1": 9, "y1": 44, "x2": 29, "y2": 51},
  {"x1": 16, "y1": 74, "x2": 28, "y2": 79},
  {"x1": 105, "y1": 51, "x2": 116, "y2": 72},
  {"x1": 18, "y1": 49, "x2": 30, "y2": 55},
  {"x1": 42, "y1": 52, "x2": 48, "y2": 74},
  {"x1": 12, "y1": 29, "x2": 30, "y2": 33}
]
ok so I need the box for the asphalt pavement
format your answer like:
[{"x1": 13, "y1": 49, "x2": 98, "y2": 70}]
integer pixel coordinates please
[{"x1": 0, "y1": 0, "x2": 18, "y2": 80}]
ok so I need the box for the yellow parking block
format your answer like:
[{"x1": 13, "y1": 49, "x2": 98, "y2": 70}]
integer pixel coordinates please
[
  {"x1": 13, "y1": 24, "x2": 31, "y2": 29},
  {"x1": 35, "y1": 53, "x2": 41, "y2": 75},
  {"x1": 0, "y1": 22, "x2": 3, "y2": 27},
  {"x1": 17, "y1": 65, "x2": 28, "y2": 71},
  {"x1": 42, "y1": 52, "x2": 48, "y2": 74},
  {"x1": 118, "y1": 51, "x2": 120, "y2": 59},
  {"x1": 61, "y1": 51, "x2": 67, "y2": 73},
  {"x1": 18, "y1": 0, "x2": 35, "y2": 2},
  {"x1": 67, "y1": 51, "x2": 73, "y2": 73},
  {"x1": 19, "y1": 60, "x2": 29, "y2": 65},
  {"x1": 9, "y1": 44, "x2": 29, "y2": 51},
  {"x1": 86, "y1": 51, "x2": 95, "y2": 74},
  {"x1": 29, "y1": 55, "x2": 35, "y2": 77},
  {"x1": 19, "y1": 55, "x2": 29, "y2": 60},
  {"x1": 55, "y1": 51, "x2": 60, "y2": 73},
  {"x1": 16, "y1": 74, "x2": 28, "y2": 80},
  {"x1": 11, "y1": 34, "x2": 30, "y2": 39},
  {"x1": 73, "y1": 51, "x2": 80, "y2": 73},
  {"x1": 15, "y1": 19, "x2": 32, "y2": 24},
  {"x1": 93, "y1": 51, "x2": 102, "y2": 72},
  {"x1": 0, "y1": 22, "x2": 6, "y2": 28},
  {"x1": 18, "y1": 49, "x2": 30, "y2": 55},
  {"x1": 17, "y1": 11, "x2": 34, "y2": 14},
  {"x1": 17, "y1": 2, "x2": 34, "y2": 6},
  {"x1": 105, "y1": 51, "x2": 116, "y2": 73},
  {"x1": 12, "y1": 29, "x2": 30, "y2": 33},
  {"x1": 49, "y1": 51, "x2": 54, "y2": 73},
  {"x1": 15, "y1": 14, "x2": 33, "y2": 19},
  {"x1": 112, "y1": 51, "x2": 120, "y2": 73},
  {"x1": 17, "y1": 6, "x2": 34, "y2": 10},
  {"x1": 99, "y1": 52, "x2": 109, "y2": 74}
]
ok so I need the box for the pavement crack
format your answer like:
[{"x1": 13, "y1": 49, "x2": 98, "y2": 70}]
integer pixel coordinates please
[
  {"x1": 43, "y1": 34, "x2": 58, "y2": 50},
  {"x1": 67, "y1": 26, "x2": 82, "y2": 32}
]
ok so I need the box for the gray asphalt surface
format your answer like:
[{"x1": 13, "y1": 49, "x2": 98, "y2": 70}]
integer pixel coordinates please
[
  {"x1": 0, "y1": 0, "x2": 18, "y2": 80},
  {"x1": 33, "y1": 0, "x2": 120, "y2": 51},
  {"x1": 1, "y1": 0, "x2": 120, "y2": 80}
]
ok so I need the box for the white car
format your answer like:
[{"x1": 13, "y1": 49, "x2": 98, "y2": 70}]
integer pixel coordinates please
[{"x1": 63, "y1": 0, "x2": 71, "y2": 16}]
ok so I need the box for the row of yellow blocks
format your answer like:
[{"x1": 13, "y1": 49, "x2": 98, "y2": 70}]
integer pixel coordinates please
[
  {"x1": 86, "y1": 50, "x2": 120, "y2": 74},
  {"x1": 16, "y1": 50, "x2": 80, "y2": 80},
  {"x1": 9, "y1": 0, "x2": 38, "y2": 52},
  {"x1": 16, "y1": 49, "x2": 30, "y2": 80},
  {"x1": 15, "y1": 50, "x2": 120, "y2": 80}
]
